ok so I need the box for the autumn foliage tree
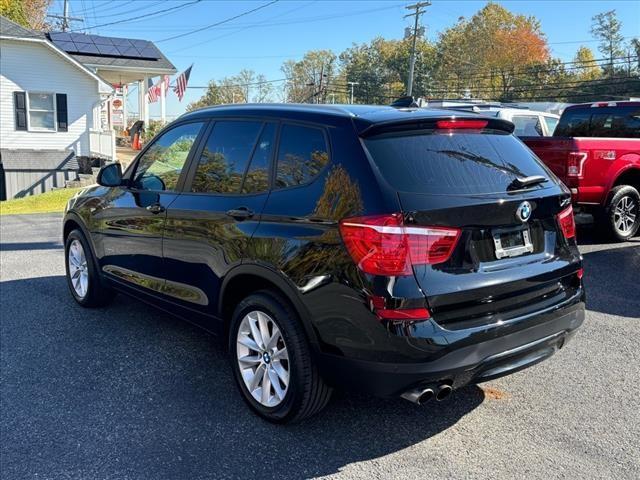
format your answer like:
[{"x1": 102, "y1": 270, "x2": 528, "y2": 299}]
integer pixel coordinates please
[
  {"x1": 0, "y1": 0, "x2": 51, "y2": 30},
  {"x1": 433, "y1": 3, "x2": 549, "y2": 100}
]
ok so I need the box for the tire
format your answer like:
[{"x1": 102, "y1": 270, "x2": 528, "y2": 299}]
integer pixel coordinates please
[
  {"x1": 601, "y1": 185, "x2": 640, "y2": 242},
  {"x1": 229, "y1": 290, "x2": 332, "y2": 423},
  {"x1": 64, "y1": 229, "x2": 115, "y2": 307}
]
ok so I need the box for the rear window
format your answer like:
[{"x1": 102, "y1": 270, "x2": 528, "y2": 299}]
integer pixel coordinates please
[
  {"x1": 511, "y1": 115, "x2": 543, "y2": 137},
  {"x1": 555, "y1": 106, "x2": 640, "y2": 138},
  {"x1": 364, "y1": 131, "x2": 550, "y2": 195}
]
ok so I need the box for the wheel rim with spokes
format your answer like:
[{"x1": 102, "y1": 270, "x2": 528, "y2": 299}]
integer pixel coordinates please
[
  {"x1": 68, "y1": 239, "x2": 89, "y2": 298},
  {"x1": 613, "y1": 195, "x2": 638, "y2": 234},
  {"x1": 236, "y1": 310, "x2": 290, "y2": 407}
]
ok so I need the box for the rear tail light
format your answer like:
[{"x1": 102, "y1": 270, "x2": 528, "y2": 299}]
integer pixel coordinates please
[
  {"x1": 339, "y1": 214, "x2": 461, "y2": 276},
  {"x1": 436, "y1": 119, "x2": 488, "y2": 130},
  {"x1": 567, "y1": 151, "x2": 588, "y2": 178},
  {"x1": 368, "y1": 295, "x2": 431, "y2": 321},
  {"x1": 576, "y1": 268, "x2": 584, "y2": 280},
  {"x1": 557, "y1": 205, "x2": 576, "y2": 240}
]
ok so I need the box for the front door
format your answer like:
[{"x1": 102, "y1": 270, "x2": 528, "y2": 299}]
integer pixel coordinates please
[
  {"x1": 94, "y1": 121, "x2": 205, "y2": 296},
  {"x1": 162, "y1": 120, "x2": 276, "y2": 323}
]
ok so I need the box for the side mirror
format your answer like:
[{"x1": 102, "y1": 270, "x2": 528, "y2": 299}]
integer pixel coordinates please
[{"x1": 97, "y1": 162, "x2": 123, "y2": 187}]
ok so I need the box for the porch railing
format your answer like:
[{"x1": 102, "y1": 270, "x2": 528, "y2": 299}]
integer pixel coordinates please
[{"x1": 89, "y1": 130, "x2": 116, "y2": 162}]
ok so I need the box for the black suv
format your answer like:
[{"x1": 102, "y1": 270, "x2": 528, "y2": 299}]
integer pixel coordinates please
[{"x1": 63, "y1": 105, "x2": 585, "y2": 423}]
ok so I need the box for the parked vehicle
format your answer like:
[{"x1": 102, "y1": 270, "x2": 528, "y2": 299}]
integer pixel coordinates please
[
  {"x1": 63, "y1": 105, "x2": 585, "y2": 423},
  {"x1": 523, "y1": 101, "x2": 640, "y2": 241},
  {"x1": 442, "y1": 104, "x2": 560, "y2": 137}
]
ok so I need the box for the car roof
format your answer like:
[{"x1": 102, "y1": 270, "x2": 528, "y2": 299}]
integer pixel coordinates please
[
  {"x1": 565, "y1": 101, "x2": 640, "y2": 110},
  {"x1": 178, "y1": 103, "x2": 487, "y2": 127}
]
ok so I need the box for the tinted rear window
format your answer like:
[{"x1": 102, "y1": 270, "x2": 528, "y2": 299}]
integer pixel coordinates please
[
  {"x1": 555, "y1": 106, "x2": 640, "y2": 138},
  {"x1": 364, "y1": 131, "x2": 550, "y2": 195}
]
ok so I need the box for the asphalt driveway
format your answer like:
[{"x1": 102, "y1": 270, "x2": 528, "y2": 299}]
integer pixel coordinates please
[{"x1": 1, "y1": 213, "x2": 638, "y2": 479}]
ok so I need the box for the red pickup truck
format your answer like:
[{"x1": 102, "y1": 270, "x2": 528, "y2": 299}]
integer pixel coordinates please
[{"x1": 523, "y1": 101, "x2": 640, "y2": 241}]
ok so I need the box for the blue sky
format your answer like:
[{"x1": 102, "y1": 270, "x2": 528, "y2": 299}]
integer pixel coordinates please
[{"x1": 50, "y1": 0, "x2": 640, "y2": 117}]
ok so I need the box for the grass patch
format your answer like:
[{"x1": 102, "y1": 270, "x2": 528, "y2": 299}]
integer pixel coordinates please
[{"x1": 0, "y1": 188, "x2": 83, "y2": 216}]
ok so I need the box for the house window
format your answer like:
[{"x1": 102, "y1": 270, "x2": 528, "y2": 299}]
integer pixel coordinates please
[{"x1": 27, "y1": 92, "x2": 56, "y2": 131}]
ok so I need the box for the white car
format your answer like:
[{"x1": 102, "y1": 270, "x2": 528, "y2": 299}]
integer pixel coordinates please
[
  {"x1": 443, "y1": 105, "x2": 560, "y2": 137},
  {"x1": 488, "y1": 108, "x2": 560, "y2": 137}
]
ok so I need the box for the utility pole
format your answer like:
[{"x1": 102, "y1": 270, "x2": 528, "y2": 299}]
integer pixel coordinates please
[
  {"x1": 404, "y1": 1, "x2": 430, "y2": 96},
  {"x1": 317, "y1": 64, "x2": 325, "y2": 104},
  {"x1": 347, "y1": 81, "x2": 359, "y2": 104},
  {"x1": 47, "y1": 0, "x2": 84, "y2": 32}
]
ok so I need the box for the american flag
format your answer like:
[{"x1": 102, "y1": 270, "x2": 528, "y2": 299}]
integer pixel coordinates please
[
  {"x1": 147, "y1": 78, "x2": 160, "y2": 103},
  {"x1": 147, "y1": 76, "x2": 170, "y2": 103},
  {"x1": 173, "y1": 65, "x2": 192, "y2": 102}
]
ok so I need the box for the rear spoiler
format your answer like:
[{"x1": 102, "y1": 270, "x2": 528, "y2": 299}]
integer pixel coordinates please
[
  {"x1": 359, "y1": 117, "x2": 515, "y2": 138},
  {"x1": 390, "y1": 96, "x2": 429, "y2": 108}
]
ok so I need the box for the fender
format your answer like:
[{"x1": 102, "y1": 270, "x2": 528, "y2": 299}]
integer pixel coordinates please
[
  {"x1": 219, "y1": 262, "x2": 321, "y2": 349},
  {"x1": 62, "y1": 210, "x2": 100, "y2": 261},
  {"x1": 603, "y1": 154, "x2": 640, "y2": 206}
]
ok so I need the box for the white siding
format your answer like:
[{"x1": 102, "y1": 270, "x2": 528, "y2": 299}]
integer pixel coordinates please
[{"x1": 0, "y1": 39, "x2": 102, "y2": 156}]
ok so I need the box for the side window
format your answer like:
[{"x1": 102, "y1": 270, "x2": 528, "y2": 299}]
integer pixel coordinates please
[
  {"x1": 555, "y1": 111, "x2": 591, "y2": 137},
  {"x1": 242, "y1": 123, "x2": 276, "y2": 194},
  {"x1": 133, "y1": 122, "x2": 203, "y2": 191},
  {"x1": 543, "y1": 116, "x2": 559, "y2": 135},
  {"x1": 511, "y1": 115, "x2": 543, "y2": 137},
  {"x1": 590, "y1": 107, "x2": 640, "y2": 138},
  {"x1": 191, "y1": 121, "x2": 263, "y2": 194},
  {"x1": 275, "y1": 124, "x2": 329, "y2": 189}
]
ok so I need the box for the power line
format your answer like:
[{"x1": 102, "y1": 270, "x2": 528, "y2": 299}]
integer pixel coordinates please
[
  {"x1": 164, "y1": 2, "x2": 406, "y2": 53},
  {"x1": 165, "y1": 0, "x2": 316, "y2": 54},
  {"x1": 69, "y1": 0, "x2": 202, "y2": 32},
  {"x1": 82, "y1": 1, "x2": 166, "y2": 21},
  {"x1": 424, "y1": 77, "x2": 640, "y2": 97},
  {"x1": 430, "y1": 56, "x2": 639, "y2": 83},
  {"x1": 156, "y1": 0, "x2": 280, "y2": 43}
]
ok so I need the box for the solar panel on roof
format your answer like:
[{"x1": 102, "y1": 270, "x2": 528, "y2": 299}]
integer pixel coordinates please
[
  {"x1": 48, "y1": 31, "x2": 163, "y2": 60},
  {"x1": 93, "y1": 36, "x2": 114, "y2": 46},
  {"x1": 111, "y1": 37, "x2": 131, "y2": 47},
  {"x1": 116, "y1": 46, "x2": 139, "y2": 57},
  {"x1": 75, "y1": 43, "x2": 100, "y2": 54},
  {"x1": 97, "y1": 44, "x2": 119, "y2": 55},
  {"x1": 130, "y1": 39, "x2": 149, "y2": 49},
  {"x1": 54, "y1": 40, "x2": 76, "y2": 51},
  {"x1": 138, "y1": 46, "x2": 159, "y2": 58},
  {"x1": 50, "y1": 32, "x2": 72, "y2": 42},
  {"x1": 68, "y1": 32, "x2": 92, "y2": 44}
]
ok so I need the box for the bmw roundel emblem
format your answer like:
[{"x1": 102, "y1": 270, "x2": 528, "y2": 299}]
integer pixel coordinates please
[{"x1": 516, "y1": 201, "x2": 532, "y2": 222}]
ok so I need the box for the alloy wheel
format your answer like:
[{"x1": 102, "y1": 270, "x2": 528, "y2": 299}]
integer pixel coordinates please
[
  {"x1": 68, "y1": 239, "x2": 89, "y2": 298},
  {"x1": 613, "y1": 195, "x2": 638, "y2": 234},
  {"x1": 236, "y1": 310, "x2": 290, "y2": 407}
]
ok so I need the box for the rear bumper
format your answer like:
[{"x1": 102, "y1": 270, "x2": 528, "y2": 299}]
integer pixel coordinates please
[{"x1": 316, "y1": 297, "x2": 584, "y2": 397}]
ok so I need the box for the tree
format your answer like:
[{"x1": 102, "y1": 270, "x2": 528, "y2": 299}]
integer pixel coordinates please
[
  {"x1": 629, "y1": 38, "x2": 640, "y2": 72},
  {"x1": 186, "y1": 76, "x2": 247, "y2": 111},
  {"x1": 339, "y1": 37, "x2": 435, "y2": 104},
  {"x1": 572, "y1": 46, "x2": 601, "y2": 81},
  {"x1": 591, "y1": 10, "x2": 625, "y2": 77},
  {"x1": 281, "y1": 50, "x2": 338, "y2": 103},
  {"x1": 1, "y1": 0, "x2": 51, "y2": 30},
  {"x1": 433, "y1": 3, "x2": 549, "y2": 100}
]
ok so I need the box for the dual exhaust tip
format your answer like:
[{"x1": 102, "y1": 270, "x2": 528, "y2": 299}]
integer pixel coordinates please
[{"x1": 401, "y1": 384, "x2": 453, "y2": 405}]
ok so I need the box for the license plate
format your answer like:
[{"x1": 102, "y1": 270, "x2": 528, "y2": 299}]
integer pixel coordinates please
[{"x1": 492, "y1": 227, "x2": 534, "y2": 259}]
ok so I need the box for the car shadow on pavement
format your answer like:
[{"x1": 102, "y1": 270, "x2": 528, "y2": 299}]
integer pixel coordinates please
[
  {"x1": 580, "y1": 244, "x2": 640, "y2": 319},
  {"x1": 0, "y1": 241, "x2": 63, "y2": 251},
  {"x1": 1, "y1": 275, "x2": 486, "y2": 480}
]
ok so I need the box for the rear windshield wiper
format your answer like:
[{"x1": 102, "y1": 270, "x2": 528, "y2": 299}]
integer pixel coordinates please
[{"x1": 507, "y1": 175, "x2": 548, "y2": 190}]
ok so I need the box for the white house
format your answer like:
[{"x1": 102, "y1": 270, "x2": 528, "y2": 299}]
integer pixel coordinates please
[
  {"x1": 0, "y1": 16, "x2": 176, "y2": 199},
  {"x1": 1, "y1": 16, "x2": 114, "y2": 198}
]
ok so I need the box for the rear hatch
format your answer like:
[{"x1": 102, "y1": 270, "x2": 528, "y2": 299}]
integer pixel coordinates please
[{"x1": 362, "y1": 118, "x2": 582, "y2": 330}]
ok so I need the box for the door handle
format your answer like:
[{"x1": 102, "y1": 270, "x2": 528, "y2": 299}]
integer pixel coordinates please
[
  {"x1": 146, "y1": 203, "x2": 165, "y2": 214},
  {"x1": 226, "y1": 207, "x2": 254, "y2": 220}
]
